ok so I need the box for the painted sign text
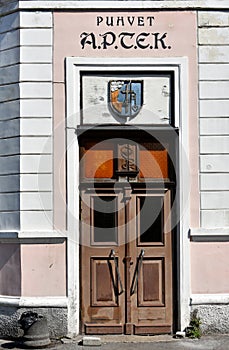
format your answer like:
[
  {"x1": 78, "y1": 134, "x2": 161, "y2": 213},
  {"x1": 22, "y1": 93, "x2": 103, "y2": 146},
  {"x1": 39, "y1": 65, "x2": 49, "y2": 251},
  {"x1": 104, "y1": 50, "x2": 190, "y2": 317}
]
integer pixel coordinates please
[{"x1": 80, "y1": 15, "x2": 172, "y2": 51}]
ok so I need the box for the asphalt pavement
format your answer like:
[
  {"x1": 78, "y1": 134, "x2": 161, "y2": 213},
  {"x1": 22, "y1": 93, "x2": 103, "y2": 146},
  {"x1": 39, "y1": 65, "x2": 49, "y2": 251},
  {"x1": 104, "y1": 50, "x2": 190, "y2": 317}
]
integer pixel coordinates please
[{"x1": 1, "y1": 334, "x2": 229, "y2": 350}]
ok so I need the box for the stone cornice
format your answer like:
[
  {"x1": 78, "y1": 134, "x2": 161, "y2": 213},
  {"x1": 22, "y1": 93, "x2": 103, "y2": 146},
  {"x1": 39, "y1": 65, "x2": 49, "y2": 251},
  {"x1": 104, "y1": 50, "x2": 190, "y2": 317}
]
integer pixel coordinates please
[{"x1": 1, "y1": 0, "x2": 229, "y2": 16}]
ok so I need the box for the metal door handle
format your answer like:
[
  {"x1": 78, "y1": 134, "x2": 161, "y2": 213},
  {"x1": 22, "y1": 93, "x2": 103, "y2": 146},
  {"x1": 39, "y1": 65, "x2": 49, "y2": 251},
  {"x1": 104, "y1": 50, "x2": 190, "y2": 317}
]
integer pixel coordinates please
[
  {"x1": 130, "y1": 249, "x2": 145, "y2": 295},
  {"x1": 110, "y1": 249, "x2": 124, "y2": 295}
]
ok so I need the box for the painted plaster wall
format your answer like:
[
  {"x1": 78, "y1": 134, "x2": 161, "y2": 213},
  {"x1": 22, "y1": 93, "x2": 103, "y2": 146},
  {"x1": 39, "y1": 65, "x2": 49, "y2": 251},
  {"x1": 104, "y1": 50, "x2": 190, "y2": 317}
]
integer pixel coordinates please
[
  {"x1": 188, "y1": 11, "x2": 229, "y2": 299},
  {"x1": 198, "y1": 11, "x2": 229, "y2": 228},
  {"x1": 191, "y1": 241, "x2": 229, "y2": 334},
  {"x1": 0, "y1": 10, "x2": 66, "y2": 298},
  {"x1": 191, "y1": 242, "x2": 229, "y2": 294},
  {"x1": 0, "y1": 242, "x2": 66, "y2": 297},
  {"x1": 52, "y1": 9, "x2": 229, "y2": 232},
  {"x1": 0, "y1": 244, "x2": 21, "y2": 296},
  {"x1": 53, "y1": 10, "x2": 199, "y2": 230},
  {"x1": 21, "y1": 243, "x2": 66, "y2": 297},
  {"x1": 19, "y1": 11, "x2": 54, "y2": 231},
  {"x1": 0, "y1": 12, "x2": 20, "y2": 230},
  {"x1": 0, "y1": 1, "x2": 228, "y2": 335},
  {"x1": 0, "y1": 10, "x2": 54, "y2": 231}
]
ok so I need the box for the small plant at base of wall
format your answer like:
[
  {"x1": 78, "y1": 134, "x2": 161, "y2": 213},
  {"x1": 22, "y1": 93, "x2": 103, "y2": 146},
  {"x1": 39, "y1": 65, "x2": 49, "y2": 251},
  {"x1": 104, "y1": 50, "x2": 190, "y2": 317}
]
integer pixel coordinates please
[{"x1": 186, "y1": 309, "x2": 202, "y2": 339}]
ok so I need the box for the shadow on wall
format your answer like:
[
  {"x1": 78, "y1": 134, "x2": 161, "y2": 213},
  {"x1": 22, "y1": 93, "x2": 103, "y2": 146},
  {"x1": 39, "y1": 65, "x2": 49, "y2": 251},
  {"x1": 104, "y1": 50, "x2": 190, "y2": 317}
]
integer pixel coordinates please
[{"x1": 0, "y1": 244, "x2": 21, "y2": 296}]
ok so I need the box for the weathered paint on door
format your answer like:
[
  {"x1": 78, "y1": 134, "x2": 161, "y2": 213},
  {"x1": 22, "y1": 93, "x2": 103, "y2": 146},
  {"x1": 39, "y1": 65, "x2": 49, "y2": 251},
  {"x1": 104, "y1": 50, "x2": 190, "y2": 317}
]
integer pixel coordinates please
[{"x1": 80, "y1": 186, "x2": 173, "y2": 335}]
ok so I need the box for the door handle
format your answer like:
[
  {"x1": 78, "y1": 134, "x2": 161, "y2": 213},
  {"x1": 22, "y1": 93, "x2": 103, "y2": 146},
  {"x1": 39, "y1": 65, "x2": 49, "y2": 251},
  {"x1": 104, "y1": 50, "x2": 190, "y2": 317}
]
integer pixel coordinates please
[
  {"x1": 110, "y1": 249, "x2": 124, "y2": 295},
  {"x1": 130, "y1": 249, "x2": 145, "y2": 295}
]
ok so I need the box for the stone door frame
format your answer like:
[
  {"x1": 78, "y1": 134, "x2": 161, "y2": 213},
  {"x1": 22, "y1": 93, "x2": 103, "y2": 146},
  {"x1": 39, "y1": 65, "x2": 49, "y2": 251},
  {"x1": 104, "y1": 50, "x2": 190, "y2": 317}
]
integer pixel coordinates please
[{"x1": 65, "y1": 57, "x2": 190, "y2": 335}]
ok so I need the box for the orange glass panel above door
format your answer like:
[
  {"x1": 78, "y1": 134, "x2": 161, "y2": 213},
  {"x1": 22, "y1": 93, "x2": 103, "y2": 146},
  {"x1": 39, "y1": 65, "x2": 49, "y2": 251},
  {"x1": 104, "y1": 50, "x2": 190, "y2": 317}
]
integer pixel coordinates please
[
  {"x1": 82, "y1": 141, "x2": 114, "y2": 179},
  {"x1": 139, "y1": 149, "x2": 168, "y2": 179}
]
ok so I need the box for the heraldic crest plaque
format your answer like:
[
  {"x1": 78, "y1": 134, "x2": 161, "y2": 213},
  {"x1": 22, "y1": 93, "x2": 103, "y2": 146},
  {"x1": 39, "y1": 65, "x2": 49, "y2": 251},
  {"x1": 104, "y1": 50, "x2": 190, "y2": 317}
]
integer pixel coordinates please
[{"x1": 109, "y1": 80, "x2": 143, "y2": 119}]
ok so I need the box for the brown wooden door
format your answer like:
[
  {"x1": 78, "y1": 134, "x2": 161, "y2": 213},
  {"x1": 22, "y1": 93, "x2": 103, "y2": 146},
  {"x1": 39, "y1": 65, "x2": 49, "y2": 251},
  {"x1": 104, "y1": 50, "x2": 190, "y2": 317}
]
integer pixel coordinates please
[
  {"x1": 81, "y1": 189, "x2": 125, "y2": 334},
  {"x1": 80, "y1": 186, "x2": 173, "y2": 335}
]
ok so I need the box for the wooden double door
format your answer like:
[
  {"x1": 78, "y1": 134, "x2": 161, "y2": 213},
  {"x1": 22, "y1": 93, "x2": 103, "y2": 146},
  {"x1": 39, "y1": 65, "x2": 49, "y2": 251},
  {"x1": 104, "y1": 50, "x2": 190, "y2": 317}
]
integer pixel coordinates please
[{"x1": 80, "y1": 185, "x2": 173, "y2": 335}]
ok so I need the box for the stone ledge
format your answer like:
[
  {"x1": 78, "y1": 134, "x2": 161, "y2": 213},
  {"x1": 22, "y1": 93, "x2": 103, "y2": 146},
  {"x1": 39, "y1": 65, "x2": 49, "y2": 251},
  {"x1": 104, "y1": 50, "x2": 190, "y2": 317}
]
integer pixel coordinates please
[
  {"x1": 0, "y1": 296, "x2": 68, "y2": 308},
  {"x1": 191, "y1": 294, "x2": 229, "y2": 305},
  {"x1": 82, "y1": 337, "x2": 101, "y2": 346}
]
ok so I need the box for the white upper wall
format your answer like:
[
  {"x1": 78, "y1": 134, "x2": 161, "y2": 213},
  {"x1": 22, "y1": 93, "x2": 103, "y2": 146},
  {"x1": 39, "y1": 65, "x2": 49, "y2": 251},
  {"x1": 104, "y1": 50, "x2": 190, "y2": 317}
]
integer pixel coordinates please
[
  {"x1": 1, "y1": 1, "x2": 229, "y2": 231},
  {"x1": 198, "y1": 11, "x2": 229, "y2": 228},
  {"x1": 0, "y1": 8, "x2": 53, "y2": 232},
  {"x1": 19, "y1": 10, "x2": 53, "y2": 231},
  {"x1": 0, "y1": 11, "x2": 20, "y2": 230}
]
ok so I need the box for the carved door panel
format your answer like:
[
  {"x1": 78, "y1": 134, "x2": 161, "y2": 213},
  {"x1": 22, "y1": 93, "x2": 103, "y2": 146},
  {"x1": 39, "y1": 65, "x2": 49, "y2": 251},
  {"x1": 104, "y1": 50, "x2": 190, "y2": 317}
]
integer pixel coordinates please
[
  {"x1": 129, "y1": 190, "x2": 173, "y2": 334},
  {"x1": 80, "y1": 187, "x2": 173, "y2": 335},
  {"x1": 81, "y1": 190, "x2": 125, "y2": 334}
]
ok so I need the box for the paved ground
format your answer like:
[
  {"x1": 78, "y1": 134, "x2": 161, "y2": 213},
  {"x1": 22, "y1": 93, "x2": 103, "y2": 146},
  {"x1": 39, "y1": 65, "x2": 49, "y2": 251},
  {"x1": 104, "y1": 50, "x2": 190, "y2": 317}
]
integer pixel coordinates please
[{"x1": 1, "y1": 334, "x2": 229, "y2": 350}]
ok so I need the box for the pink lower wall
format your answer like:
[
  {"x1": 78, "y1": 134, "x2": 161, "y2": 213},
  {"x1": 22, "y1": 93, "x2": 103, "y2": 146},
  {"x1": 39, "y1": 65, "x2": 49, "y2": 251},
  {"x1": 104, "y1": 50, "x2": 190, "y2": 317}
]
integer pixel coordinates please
[
  {"x1": 191, "y1": 242, "x2": 229, "y2": 294},
  {"x1": 21, "y1": 242, "x2": 66, "y2": 297},
  {"x1": 0, "y1": 244, "x2": 21, "y2": 296}
]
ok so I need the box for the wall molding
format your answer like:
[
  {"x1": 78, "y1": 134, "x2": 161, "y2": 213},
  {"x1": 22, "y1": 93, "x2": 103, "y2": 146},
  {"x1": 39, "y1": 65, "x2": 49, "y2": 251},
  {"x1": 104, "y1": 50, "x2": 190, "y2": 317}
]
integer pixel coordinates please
[
  {"x1": 0, "y1": 231, "x2": 67, "y2": 241},
  {"x1": 1, "y1": 0, "x2": 229, "y2": 15},
  {"x1": 18, "y1": 1, "x2": 229, "y2": 10},
  {"x1": 191, "y1": 294, "x2": 229, "y2": 305},
  {"x1": 190, "y1": 228, "x2": 229, "y2": 241},
  {"x1": 0, "y1": 296, "x2": 68, "y2": 308}
]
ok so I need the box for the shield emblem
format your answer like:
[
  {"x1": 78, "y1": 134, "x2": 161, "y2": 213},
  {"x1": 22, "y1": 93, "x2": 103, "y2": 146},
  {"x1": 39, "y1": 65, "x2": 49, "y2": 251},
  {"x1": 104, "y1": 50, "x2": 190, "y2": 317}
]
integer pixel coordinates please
[{"x1": 109, "y1": 80, "x2": 143, "y2": 119}]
